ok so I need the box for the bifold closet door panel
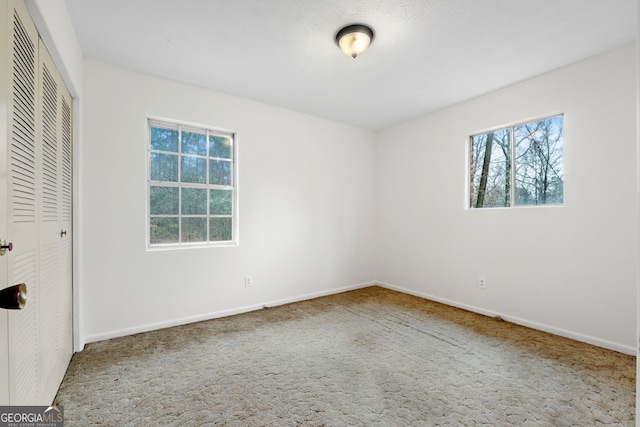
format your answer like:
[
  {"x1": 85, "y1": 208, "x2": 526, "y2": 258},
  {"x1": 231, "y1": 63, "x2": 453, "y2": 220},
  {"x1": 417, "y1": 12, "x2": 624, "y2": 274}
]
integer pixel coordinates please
[{"x1": 4, "y1": 0, "x2": 73, "y2": 405}]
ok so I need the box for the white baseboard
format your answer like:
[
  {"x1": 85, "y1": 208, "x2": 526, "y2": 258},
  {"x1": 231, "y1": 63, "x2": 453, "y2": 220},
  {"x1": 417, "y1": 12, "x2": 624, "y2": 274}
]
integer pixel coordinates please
[
  {"x1": 82, "y1": 281, "x2": 375, "y2": 346},
  {"x1": 259, "y1": 281, "x2": 373, "y2": 309},
  {"x1": 83, "y1": 280, "x2": 634, "y2": 356},
  {"x1": 375, "y1": 281, "x2": 636, "y2": 356}
]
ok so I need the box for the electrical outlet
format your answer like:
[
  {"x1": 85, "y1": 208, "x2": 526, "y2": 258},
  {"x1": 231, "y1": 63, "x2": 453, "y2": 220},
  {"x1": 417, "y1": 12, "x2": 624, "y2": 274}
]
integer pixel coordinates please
[
  {"x1": 244, "y1": 276, "x2": 253, "y2": 287},
  {"x1": 478, "y1": 277, "x2": 486, "y2": 289}
]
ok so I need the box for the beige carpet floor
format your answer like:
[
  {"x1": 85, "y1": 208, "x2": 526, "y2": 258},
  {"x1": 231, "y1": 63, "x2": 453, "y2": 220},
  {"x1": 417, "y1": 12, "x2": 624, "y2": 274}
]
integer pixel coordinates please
[{"x1": 55, "y1": 286, "x2": 635, "y2": 426}]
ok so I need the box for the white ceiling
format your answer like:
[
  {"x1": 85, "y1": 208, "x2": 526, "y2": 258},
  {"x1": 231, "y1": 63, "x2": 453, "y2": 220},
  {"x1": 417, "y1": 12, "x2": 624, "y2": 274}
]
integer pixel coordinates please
[{"x1": 64, "y1": 0, "x2": 636, "y2": 130}]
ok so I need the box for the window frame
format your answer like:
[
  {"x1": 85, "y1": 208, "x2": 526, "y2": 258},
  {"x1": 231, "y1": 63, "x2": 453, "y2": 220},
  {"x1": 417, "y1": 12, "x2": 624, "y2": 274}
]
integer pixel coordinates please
[
  {"x1": 146, "y1": 117, "x2": 238, "y2": 249},
  {"x1": 468, "y1": 113, "x2": 564, "y2": 210}
]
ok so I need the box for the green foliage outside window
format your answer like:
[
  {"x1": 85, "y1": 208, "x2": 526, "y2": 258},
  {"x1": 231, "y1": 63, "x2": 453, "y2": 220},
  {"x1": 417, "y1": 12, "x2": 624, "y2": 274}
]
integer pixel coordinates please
[{"x1": 148, "y1": 120, "x2": 235, "y2": 246}]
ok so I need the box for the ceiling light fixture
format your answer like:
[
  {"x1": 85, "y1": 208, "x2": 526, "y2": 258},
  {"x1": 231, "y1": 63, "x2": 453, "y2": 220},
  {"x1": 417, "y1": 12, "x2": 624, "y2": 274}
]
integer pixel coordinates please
[{"x1": 335, "y1": 24, "x2": 374, "y2": 59}]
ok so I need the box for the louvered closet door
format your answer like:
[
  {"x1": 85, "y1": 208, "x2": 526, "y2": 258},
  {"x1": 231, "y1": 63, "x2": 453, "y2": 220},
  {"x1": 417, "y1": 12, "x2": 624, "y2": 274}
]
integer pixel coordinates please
[
  {"x1": 0, "y1": 0, "x2": 11, "y2": 407},
  {"x1": 7, "y1": 0, "x2": 41, "y2": 405},
  {"x1": 58, "y1": 57, "x2": 74, "y2": 390},
  {"x1": 2, "y1": 0, "x2": 73, "y2": 405},
  {"x1": 37, "y1": 38, "x2": 73, "y2": 403}
]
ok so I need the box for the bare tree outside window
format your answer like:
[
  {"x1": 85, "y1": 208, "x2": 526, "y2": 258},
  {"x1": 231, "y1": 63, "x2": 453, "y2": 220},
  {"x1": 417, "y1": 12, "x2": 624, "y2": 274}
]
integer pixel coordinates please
[
  {"x1": 470, "y1": 115, "x2": 563, "y2": 208},
  {"x1": 470, "y1": 128, "x2": 511, "y2": 208},
  {"x1": 514, "y1": 116, "x2": 564, "y2": 205}
]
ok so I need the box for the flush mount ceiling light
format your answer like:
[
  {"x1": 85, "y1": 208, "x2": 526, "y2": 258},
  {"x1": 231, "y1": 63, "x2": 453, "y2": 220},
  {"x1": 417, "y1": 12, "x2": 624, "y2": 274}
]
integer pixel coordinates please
[{"x1": 335, "y1": 24, "x2": 374, "y2": 59}]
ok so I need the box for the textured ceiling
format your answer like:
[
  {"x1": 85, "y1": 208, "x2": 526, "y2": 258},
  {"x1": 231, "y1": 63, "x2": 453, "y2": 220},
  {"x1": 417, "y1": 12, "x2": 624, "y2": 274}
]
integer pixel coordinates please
[{"x1": 64, "y1": 0, "x2": 636, "y2": 130}]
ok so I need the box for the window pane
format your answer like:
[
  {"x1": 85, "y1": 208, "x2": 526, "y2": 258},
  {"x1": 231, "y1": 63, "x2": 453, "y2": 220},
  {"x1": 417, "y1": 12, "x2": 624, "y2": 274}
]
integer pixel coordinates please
[
  {"x1": 182, "y1": 131, "x2": 206, "y2": 156},
  {"x1": 181, "y1": 156, "x2": 207, "y2": 183},
  {"x1": 210, "y1": 189, "x2": 232, "y2": 215},
  {"x1": 150, "y1": 127, "x2": 178, "y2": 152},
  {"x1": 210, "y1": 159, "x2": 232, "y2": 186},
  {"x1": 148, "y1": 120, "x2": 236, "y2": 248},
  {"x1": 150, "y1": 186, "x2": 178, "y2": 215},
  {"x1": 514, "y1": 115, "x2": 563, "y2": 205},
  {"x1": 182, "y1": 217, "x2": 207, "y2": 242},
  {"x1": 182, "y1": 188, "x2": 207, "y2": 215},
  {"x1": 150, "y1": 217, "x2": 179, "y2": 244},
  {"x1": 150, "y1": 153, "x2": 178, "y2": 182},
  {"x1": 470, "y1": 128, "x2": 511, "y2": 208},
  {"x1": 209, "y1": 135, "x2": 232, "y2": 159},
  {"x1": 210, "y1": 217, "x2": 232, "y2": 241}
]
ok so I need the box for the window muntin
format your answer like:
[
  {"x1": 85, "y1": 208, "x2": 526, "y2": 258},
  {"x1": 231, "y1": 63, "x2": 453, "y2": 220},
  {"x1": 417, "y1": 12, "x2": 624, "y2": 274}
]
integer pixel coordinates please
[
  {"x1": 470, "y1": 115, "x2": 563, "y2": 208},
  {"x1": 148, "y1": 119, "x2": 236, "y2": 247}
]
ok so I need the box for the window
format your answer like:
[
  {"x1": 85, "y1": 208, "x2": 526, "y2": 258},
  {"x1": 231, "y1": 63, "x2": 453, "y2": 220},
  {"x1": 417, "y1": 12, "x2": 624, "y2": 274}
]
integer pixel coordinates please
[
  {"x1": 147, "y1": 119, "x2": 236, "y2": 247},
  {"x1": 469, "y1": 114, "x2": 563, "y2": 208}
]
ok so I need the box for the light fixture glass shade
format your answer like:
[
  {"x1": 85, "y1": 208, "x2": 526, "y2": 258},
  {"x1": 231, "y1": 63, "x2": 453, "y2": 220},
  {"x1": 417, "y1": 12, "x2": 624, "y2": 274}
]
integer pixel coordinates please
[{"x1": 336, "y1": 24, "x2": 374, "y2": 58}]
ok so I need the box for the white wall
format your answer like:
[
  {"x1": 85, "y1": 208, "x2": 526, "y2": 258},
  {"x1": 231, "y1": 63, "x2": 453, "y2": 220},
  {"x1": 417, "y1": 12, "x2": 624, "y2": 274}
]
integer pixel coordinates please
[
  {"x1": 25, "y1": 0, "x2": 82, "y2": 96},
  {"x1": 377, "y1": 44, "x2": 638, "y2": 354},
  {"x1": 84, "y1": 45, "x2": 638, "y2": 353},
  {"x1": 15, "y1": 0, "x2": 640, "y2": 364},
  {"x1": 81, "y1": 60, "x2": 377, "y2": 343}
]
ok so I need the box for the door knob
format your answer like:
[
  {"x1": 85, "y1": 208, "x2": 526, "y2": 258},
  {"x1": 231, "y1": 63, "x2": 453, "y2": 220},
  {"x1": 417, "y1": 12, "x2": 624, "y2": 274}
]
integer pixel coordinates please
[
  {"x1": 0, "y1": 283, "x2": 27, "y2": 310},
  {"x1": 0, "y1": 238, "x2": 12, "y2": 256}
]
